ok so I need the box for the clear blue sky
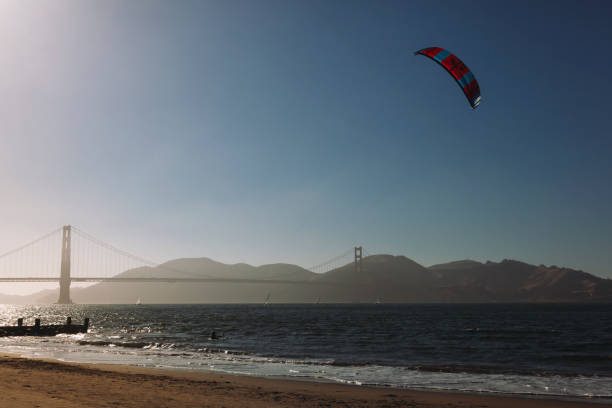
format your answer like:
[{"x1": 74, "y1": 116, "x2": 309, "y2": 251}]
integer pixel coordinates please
[{"x1": 1, "y1": 0, "x2": 611, "y2": 295}]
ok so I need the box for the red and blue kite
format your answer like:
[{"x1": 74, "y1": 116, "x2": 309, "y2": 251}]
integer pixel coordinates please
[{"x1": 415, "y1": 47, "x2": 482, "y2": 109}]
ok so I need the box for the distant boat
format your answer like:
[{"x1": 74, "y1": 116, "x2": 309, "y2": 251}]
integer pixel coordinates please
[
  {"x1": 375, "y1": 297, "x2": 381, "y2": 304},
  {"x1": 264, "y1": 293, "x2": 271, "y2": 305},
  {"x1": 315, "y1": 297, "x2": 320, "y2": 304},
  {"x1": 136, "y1": 297, "x2": 142, "y2": 305}
]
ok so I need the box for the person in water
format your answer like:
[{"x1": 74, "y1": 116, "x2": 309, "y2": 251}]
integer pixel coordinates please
[{"x1": 210, "y1": 331, "x2": 218, "y2": 340}]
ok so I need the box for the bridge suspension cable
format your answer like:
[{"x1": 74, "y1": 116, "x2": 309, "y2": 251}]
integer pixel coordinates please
[
  {"x1": 0, "y1": 227, "x2": 63, "y2": 280},
  {"x1": 0, "y1": 227, "x2": 62, "y2": 260},
  {"x1": 306, "y1": 248, "x2": 354, "y2": 274},
  {"x1": 71, "y1": 227, "x2": 159, "y2": 268},
  {"x1": 1, "y1": 226, "x2": 367, "y2": 283},
  {"x1": 70, "y1": 226, "x2": 218, "y2": 279}
]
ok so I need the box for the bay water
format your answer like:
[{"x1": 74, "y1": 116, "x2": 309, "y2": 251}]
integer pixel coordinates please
[{"x1": 0, "y1": 303, "x2": 610, "y2": 402}]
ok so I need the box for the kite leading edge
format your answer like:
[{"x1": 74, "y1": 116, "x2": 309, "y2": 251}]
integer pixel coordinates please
[{"x1": 415, "y1": 47, "x2": 482, "y2": 109}]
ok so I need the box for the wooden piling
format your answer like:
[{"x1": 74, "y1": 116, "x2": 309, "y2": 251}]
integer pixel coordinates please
[{"x1": 0, "y1": 317, "x2": 89, "y2": 337}]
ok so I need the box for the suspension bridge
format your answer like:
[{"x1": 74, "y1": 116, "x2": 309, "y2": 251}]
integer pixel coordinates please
[{"x1": 0, "y1": 226, "x2": 366, "y2": 304}]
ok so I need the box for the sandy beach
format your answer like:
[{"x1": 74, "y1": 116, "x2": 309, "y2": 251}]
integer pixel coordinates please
[{"x1": 0, "y1": 353, "x2": 606, "y2": 408}]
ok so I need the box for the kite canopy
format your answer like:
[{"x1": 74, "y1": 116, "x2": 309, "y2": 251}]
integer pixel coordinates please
[{"x1": 415, "y1": 47, "x2": 481, "y2": 109}]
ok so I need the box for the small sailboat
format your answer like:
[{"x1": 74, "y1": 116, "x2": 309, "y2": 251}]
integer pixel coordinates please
[
  {"x1": 315, "y1": 297, "x2": 320, "y2": 304},
  {"x1": 264, "y1": 293, "x2": 271, "y2": 305},
  {"x1": 136, "y1": 297, "x2": 142, "y2": 305}
]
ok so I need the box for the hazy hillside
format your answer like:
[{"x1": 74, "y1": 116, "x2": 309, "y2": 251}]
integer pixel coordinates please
[
  {"x1": 428, "y1": 259, "x2": 612, "y2": 302},
  {"x1": 5, "y1": 255, "x2": 612, "y2": 304},
  {"x1": 0, "y1": 293, "x2": 34, "y2": 304},
  {"x1": 293, "y1": 255, "x2": 442, "y2": 302},
  {"x1": 68, "y1": 258, "x2": 317, "y2": 304}
]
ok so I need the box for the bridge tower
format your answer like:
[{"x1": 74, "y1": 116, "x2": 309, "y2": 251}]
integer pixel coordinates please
[
  {"x1": 57, "y1": 225, "x2": 72, "y2": 304},
  {"x1": 354, "y1": 246, "x2": 362, "y2": 276}
]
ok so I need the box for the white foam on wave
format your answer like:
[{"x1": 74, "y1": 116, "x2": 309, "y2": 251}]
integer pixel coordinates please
[{"x1": 1, "y1": 334, "x2": 611, "y2": 402}]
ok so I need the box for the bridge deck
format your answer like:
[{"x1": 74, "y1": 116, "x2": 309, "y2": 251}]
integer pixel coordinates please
[{"x1": 0, "y1": 277, "x2": 336, "y2": 285}]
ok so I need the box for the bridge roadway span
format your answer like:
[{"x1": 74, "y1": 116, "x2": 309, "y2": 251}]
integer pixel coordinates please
[{"x1": 0, "y1": 277, "x2": 336, "y2": 285}]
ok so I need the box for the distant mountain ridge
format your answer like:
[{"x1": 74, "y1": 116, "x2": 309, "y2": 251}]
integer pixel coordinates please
[{"x1": 2, "y1": 255, "x2": 611, "y2": 304}]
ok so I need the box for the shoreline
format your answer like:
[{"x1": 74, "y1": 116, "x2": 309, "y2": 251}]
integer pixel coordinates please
[{"x1": 0, "y1": 353, "x2": 608, "y2": 408}]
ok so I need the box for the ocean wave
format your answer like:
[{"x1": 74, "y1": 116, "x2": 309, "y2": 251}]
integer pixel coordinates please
[
  {"x1": 77, "y1": 340, "x2": 170, "y2": 349},
  {"x1": 463, "y1": 328, "x2": 561, "y2": 334}
]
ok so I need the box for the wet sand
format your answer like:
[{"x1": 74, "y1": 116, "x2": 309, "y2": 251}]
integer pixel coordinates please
[{"x1": 0, "y1": 353, "x2": 606, "y2": 407}]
